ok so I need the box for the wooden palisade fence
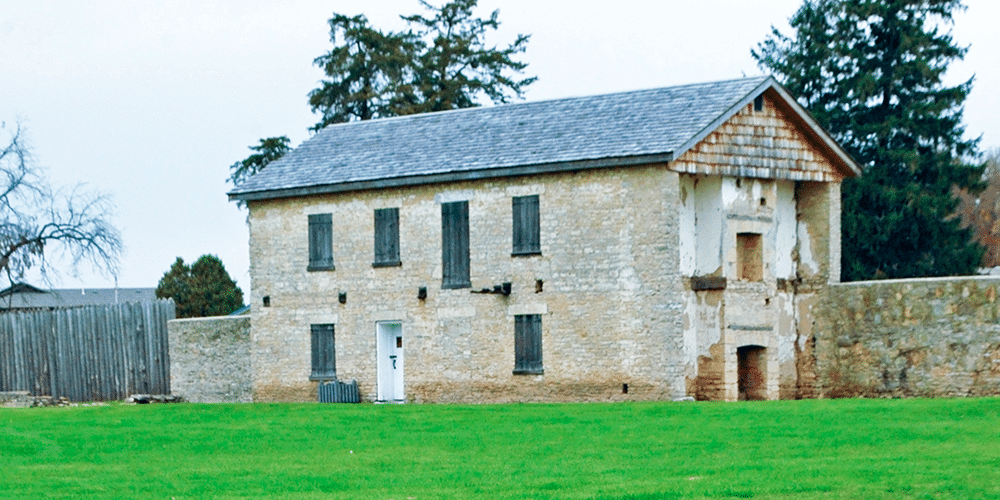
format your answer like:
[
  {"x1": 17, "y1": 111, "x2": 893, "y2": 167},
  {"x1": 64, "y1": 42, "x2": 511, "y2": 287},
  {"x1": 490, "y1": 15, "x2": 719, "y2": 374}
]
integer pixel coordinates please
[{"x1": 0, "y1": 300, "x2": 175, "y2": 401}]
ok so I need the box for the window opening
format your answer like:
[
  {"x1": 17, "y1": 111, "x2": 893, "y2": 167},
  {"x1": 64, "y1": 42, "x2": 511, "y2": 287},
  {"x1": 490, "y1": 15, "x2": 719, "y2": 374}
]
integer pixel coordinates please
[
  {"x1": 441, "y1": 200, "x2": 471, "y2": 289},
  {"x1": 308, "y1": 213, "x2": 335, "y2": 271},
  {"x1": 513, "y1": 314, "x2": 543, "y2": 375},
  {"x1": 373, "y1": 207, "x2": 401, "y2": 267},
  {"x1": 512, "y1": 195, "x2": 541, "y2": 256},
  {"x1": 737, "y1": 232, "x2": 763, "y2": 281},
  {"x1": 310, "y1": 324, "x2": 336, "y2": 381}
]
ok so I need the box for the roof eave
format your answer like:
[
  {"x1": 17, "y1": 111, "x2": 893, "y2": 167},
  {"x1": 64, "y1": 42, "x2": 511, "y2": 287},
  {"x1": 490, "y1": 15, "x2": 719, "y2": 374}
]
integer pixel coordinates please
[{"x1": 228, "y1": 152, "x2": 676, "y2": 202}]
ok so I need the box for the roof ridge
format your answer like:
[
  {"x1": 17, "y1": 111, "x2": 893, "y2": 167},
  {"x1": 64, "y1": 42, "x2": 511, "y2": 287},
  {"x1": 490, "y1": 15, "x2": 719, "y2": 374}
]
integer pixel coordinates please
[{"x1": 312, "y1": 75, "x2": 774, "y2": 132}]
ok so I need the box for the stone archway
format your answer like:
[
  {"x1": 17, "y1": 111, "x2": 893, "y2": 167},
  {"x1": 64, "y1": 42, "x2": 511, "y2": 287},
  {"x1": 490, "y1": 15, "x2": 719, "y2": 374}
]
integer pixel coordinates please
[{"x1": 737, "y1": 345, "x2": 767, "y2": 401}]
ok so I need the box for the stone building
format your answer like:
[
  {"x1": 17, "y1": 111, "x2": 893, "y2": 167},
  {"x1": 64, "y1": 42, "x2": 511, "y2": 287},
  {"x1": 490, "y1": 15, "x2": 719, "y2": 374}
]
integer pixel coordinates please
[{"x1": 228, "y1": 76, "x2": 860, "y2": 403}]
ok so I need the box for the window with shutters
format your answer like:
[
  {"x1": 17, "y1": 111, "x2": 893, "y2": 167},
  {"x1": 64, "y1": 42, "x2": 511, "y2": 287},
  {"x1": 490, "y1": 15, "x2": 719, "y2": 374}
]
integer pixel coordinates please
[
  {"x1": 512, "y1": 195, "x2": 541, "y2": 256},
  {"x1": 513, "y1": 314, "x2": 543, "y2": 375},
  {"x1": 441, "y1": 200, "x2": 470, "y2": 289},
  {"x1": 373, "y1": 207, "x2": 401, "y2": 267},
  {"x1": 307, "y1": 213, "x2": 335, "y2": 271},
  {"x1": 309, "y1": 324, "x2": 336, "y2": 381}
]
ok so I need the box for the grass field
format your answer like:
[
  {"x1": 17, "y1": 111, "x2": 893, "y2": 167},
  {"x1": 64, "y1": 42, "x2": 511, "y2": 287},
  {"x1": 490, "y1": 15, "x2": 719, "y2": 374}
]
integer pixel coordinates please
[{"x1": 1, "y1": 397, "x2": 998, "y2": 499}]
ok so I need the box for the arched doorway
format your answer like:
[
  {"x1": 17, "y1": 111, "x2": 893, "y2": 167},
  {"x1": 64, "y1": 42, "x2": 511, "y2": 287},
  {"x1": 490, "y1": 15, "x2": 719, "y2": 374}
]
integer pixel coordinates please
[{"x1": 737, "y1": 345, "x2": 766, "y2": 401}]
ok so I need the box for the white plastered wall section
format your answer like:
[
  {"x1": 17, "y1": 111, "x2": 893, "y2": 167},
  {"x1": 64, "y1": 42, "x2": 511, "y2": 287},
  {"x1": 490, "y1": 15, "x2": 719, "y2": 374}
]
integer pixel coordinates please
[{"x1": 680, "y1": 174, "x2": 800, "y2": 400}]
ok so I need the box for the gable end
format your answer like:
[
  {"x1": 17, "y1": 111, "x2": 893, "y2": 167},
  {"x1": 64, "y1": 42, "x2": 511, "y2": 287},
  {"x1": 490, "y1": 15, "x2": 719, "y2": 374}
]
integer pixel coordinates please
[{"x1": 670, "y1": 88, "x2": 853, "y2": 182}]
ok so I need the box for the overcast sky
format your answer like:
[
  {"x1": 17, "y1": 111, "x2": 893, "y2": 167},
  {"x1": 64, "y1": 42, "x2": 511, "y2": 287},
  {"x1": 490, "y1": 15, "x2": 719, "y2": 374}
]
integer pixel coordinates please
[{"x1": 1, "y1": 0, "x2": 997, "y2": 296}]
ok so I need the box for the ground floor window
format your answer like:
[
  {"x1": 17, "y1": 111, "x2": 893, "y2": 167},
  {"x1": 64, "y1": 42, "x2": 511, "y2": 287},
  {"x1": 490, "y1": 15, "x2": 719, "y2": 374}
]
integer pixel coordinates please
[
  {"x1": 513, "y1": 314, "x2": 543, "y2": 374},
  {"x1": 310, "y1": 324, "x2": 336, "y2": 381}
]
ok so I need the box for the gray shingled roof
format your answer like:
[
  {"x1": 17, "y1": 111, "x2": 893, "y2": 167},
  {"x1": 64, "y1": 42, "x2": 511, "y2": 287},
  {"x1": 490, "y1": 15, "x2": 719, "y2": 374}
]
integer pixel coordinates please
[
  {"x1": 0, "y1": 285, "x2": 157, "y2": 310},
  {"x1": 230, "y1": 76, "x2": 778, "y2": 201}
]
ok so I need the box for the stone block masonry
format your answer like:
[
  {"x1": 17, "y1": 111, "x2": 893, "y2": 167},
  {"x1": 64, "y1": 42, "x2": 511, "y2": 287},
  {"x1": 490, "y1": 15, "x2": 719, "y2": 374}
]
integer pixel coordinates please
[
  {"x1": 0, "y1": 391, "x2": 31, "y2": 408},
  {"x1": 247, "y1": 165, "x2": 688, "y2": 403},
  {"x1": 168, "y1": 315, "x2": 252, "y2": 403},
  {"x1": 814, "y1": 276, "x2": 1000, "y2": 398}
]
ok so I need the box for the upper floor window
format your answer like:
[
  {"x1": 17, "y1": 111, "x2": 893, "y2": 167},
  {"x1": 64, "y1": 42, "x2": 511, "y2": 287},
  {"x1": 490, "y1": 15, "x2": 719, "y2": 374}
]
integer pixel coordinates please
[
  {"x1": 441, "y1": 200, "x2": 470, "y2": 289},
  {"x1": 737, "y1": 232, "x2": 763, "y2": 281},
  {"x1": 308, "y1": 213, "x2": 334, "y2": 271},
  {"x1": 512, "y1": 195, "x2": 541, "y2": 256},
  {"x1": 373, "y1": 207, "x2": 401, "y2": 267}
]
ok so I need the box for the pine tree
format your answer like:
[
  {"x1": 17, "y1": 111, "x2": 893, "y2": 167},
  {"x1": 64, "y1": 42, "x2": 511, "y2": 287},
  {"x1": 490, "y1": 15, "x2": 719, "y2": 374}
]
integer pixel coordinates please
[
  {"x1": 155, "y1": 257, "x2": 193, "y2": 317},
  {"x1": 228, "y1": 136, "x2": 291, "y2": 187},
  {"x1": 155, "y1": 255, "x2": 243, "y2": 318},
  {"x1": 308, "y1": 14, "x2": 420, "y2": 130},
  {"x1": 229, "y1": 0, "x2": 535, "y2": 191},
  {"x1": 188, "y1": 255, "x2": 244, "y2": 318},
  {"x1": 309, "y1": 0, "x2": 534, "y2": 129},
  {"x1": 400, "y1": 0, "x2": 535, "y2": 115},
  {"x1": 754, "y1": 0, "x2": 984, "y2": 280}
]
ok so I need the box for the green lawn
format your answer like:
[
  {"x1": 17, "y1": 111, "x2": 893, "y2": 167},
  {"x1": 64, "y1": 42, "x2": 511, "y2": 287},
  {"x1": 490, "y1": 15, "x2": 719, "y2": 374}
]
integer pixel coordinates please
[{"x1": 1, "y1": 398, "x2": 998, "y2": 499}]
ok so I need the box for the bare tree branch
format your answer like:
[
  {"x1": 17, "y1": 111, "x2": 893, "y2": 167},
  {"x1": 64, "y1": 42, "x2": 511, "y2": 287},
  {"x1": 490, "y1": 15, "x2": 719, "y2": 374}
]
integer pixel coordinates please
[{"x1": 0, "y1": 119, "x2": 122, "y2": 291}]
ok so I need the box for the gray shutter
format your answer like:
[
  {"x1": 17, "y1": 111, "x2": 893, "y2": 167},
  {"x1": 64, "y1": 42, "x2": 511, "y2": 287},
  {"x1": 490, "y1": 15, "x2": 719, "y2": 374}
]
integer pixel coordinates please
[
  {"x1": 441, "y1": 201, "x2": 470, "y2": 288},
  {"x1": 514, "y1": 314, "x2": 543, "y2": 374},
  {"x1": 308, "y1": 213, "x2": 334, "y2": 270},
  {"x1": 512, "y1": 195, "x2": 540, "y2": 255},
  {"x1": 310, "y1": 324, "x2": 336, "y2": 380},
  {"x1": 374, "y1": 207, "x2": 400, "y2": 266}
]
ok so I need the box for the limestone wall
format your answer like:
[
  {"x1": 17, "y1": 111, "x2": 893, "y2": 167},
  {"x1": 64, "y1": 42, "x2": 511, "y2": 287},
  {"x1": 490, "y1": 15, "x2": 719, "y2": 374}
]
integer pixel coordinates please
[
  {"x1": 247, "y1": 165, "x2": 687, "y2": 403},
  {"x1": 168, "y1": 316, "x2": 252, "y2": 403},
  {"x1": 814, "y1": 276, "x2": 1000, "y2": 397}
]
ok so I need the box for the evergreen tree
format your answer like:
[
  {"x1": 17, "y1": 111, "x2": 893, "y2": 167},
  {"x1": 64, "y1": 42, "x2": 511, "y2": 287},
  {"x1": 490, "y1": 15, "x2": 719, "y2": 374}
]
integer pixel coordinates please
[
  {"x1": 754, "y1": 0, "x2": 984, "y2": 280},
  {"x1": 308, "y1": 14, "x2": 420, "y2": 130},
  {"x1": 228, "y1": 0, "x2": 535, "y2": 191},
  {"x1": 155, "y1": 255, "x2": 243, "y2": 318},
  {"x1": 228, "y1": 136, "x2": 291, "y2": 188},
  {"x1": 309, "y1": 0, "x2": 534, "y2": 129},
  {"x1": 400, "y1": 0, "x2": 536, "y2": 115},
  {"x1": 155, "y1": 257, "x2": 191, "y2": 316}
]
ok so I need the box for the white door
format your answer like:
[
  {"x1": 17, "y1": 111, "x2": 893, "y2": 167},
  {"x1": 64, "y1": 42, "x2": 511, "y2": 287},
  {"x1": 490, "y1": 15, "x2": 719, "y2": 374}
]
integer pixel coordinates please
[{"x1": 376, "y1": 322, "x2": 404, "y2": 402}]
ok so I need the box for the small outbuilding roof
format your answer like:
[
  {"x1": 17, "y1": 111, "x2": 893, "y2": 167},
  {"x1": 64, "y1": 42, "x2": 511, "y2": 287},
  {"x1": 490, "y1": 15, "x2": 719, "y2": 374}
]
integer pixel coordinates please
[
  {"x1": 0, "y1": 283, "x2": 158, "y2": 310},
  {"x1": 229, "y1": 76, "x2": 859, "y2": 202}
]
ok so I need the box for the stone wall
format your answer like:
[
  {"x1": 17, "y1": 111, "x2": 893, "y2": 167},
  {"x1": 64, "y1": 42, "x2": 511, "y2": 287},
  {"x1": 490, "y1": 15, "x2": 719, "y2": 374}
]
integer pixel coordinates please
[
  {"x1": 248, "y1": 164, "x2": 687, "y2": 403},
  {"x1": 814, "y1": 276, "x2": 1000, "y2": 398},
  {"x1": 0, "y1": 391, "x2": 31, "y2": 408},
  {"x1": 168, "y1": 316, "x2": 252, "y2": 403}
]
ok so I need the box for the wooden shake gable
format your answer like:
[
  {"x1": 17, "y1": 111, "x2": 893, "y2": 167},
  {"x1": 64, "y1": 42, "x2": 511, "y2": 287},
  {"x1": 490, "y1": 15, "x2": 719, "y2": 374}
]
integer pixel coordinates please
[{"x1": 670, "y1": 87, "x2": 855, "y2": 182}]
